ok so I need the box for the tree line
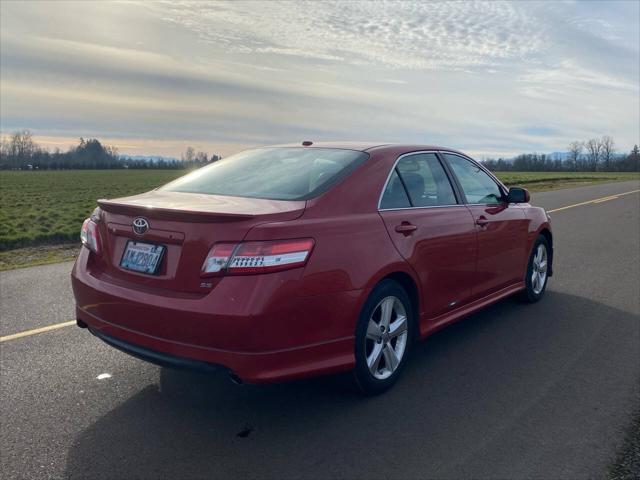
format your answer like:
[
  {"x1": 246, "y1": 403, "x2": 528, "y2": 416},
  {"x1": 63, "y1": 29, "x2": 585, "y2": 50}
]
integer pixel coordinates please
[
  {"x1": 1, "y1": 129, "x2": 638, "y2": 172},
  {"x1": 482, "y1": 136, "x2": 639, "y2": 172},
  {"x1": 0, "y1": 130, "x2": 221, "y2": 170}
]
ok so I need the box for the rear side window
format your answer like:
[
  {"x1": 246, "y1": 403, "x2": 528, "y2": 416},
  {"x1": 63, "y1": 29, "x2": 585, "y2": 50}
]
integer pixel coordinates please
[
  {"x1": 160, "y1": 148, "x2": 368, "y2": 201},
  {"x1": 395, "y1": 153, "x2": 457, "y2": 207},
  {"x1": 442, "y1": 153, "x2": 503, "y2": 204},
  {"x1": 380, "y1": 170, "x2": 411, "y2": 209}
]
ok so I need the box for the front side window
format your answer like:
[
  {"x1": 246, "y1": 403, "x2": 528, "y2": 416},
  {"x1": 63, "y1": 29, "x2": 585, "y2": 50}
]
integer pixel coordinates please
[
  {"x1": 443, "y1": 153, "x2": 503, "y2": 204},
  {"x1": 160, "y1": 148, "x2": 368, "y2": 201},
  {"x1": 395, "y1": 153, "x2": 457, "y2": 207}
]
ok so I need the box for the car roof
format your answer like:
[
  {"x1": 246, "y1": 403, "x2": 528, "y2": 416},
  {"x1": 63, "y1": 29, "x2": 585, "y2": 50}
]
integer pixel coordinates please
[
  {"x1": 265, "y1": 142, "x2": 468, "y2": 156},
  {"x1": 267, "y1": 141, "x2": 390, "y2": 151}
]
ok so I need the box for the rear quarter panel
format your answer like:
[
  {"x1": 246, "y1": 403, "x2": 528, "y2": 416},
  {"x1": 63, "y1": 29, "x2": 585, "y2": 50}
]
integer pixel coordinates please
[{"x1": 242, "y1": 148, "x2": 421, "y2": 335}]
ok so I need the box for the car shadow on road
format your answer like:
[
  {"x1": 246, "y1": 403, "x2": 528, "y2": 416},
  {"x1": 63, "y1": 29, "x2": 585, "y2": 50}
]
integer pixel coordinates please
[{"x1": 63, "y1": 291, "x2": 639, "y2": 479}]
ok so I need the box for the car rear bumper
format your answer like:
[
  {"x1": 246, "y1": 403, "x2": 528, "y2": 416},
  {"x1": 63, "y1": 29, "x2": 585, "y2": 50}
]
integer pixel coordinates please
[
  {"x1": 77, "y1": 304, "x2": 355, "y2": 383},
  {"x1": 72, "y1": 250, "x2": 362, "y2": 383},
  {"x1": 86, "y1": 325, "x2": 228, "y2": 375}
]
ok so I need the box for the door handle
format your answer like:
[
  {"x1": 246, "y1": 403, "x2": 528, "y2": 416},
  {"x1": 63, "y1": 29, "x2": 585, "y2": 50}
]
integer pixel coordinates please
[
  {"x1": 475, "y1": 216, "x2": 489, "y2": 227},
  {"x1": 395, "y1": 222, "x2": 417, "y2": 236}
]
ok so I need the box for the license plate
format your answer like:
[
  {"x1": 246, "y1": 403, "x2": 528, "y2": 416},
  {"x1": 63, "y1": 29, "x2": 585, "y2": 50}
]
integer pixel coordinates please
[{"x1": 120, "y1": 241, "x2": 166, "y2": 275}]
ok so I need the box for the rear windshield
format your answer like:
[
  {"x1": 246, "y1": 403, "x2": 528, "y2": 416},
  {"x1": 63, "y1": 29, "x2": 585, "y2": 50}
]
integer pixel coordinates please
[{"x1": 159, "y1": 148, "x2": 368, "y2": 200}]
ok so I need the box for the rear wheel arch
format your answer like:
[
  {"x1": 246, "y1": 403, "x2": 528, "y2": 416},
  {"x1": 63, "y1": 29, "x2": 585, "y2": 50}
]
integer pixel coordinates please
[
  {"x1": 352, "y1": 277, "x2": 416, "y2": 394},
  {"x1": 366, "y1": 271, "x2": 421, "y2": 340}
]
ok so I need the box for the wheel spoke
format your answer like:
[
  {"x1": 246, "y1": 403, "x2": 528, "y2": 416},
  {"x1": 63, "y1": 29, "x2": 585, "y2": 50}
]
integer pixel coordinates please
[
  {"x1": 379, "y1": 297, "x2": 394, "y2": 329},
  {"x1": 382, "y1": 345, "x2": 399, "y2": 372},
  {"x1": 366, "y1": 321, "x2": 381, "y2": 341},
  {"x1": 367, "y1": 342, "x2": 384, "y2": 373},
  {"x1": 389, "y1": 315, "x2": 407, "y2": 338},
  {"x1": 530, "y1": 243, "x2": 548, "y2": 294},
  {"x1": 365, "y1": 295, "x2": 409, "y2": 379}
]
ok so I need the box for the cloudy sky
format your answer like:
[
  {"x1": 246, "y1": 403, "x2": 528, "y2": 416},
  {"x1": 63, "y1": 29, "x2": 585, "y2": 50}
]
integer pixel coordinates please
[{"x1": 1, "y1": 0, "x2": 638, "y2": 158}]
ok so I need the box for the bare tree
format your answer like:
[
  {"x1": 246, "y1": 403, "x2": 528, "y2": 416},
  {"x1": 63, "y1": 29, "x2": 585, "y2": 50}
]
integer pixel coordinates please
[
  {"x1": 0, "y1": 136, "x2": 10, "y2": 160},
  {"x1": 599, "y1": 135, "x2": 616, "y2": 171},
  {"x1": 567, "y1": 141, "x2": 583, "y2": 172},
  {"x1": 195, "y1": 151, "x2": 208, "y2": 163},
  {"x1": 9, "y1": 130, "x2": 39, "y2": 160},
  {"x1": 182, "y1": 146, "x2": 195, "y2": 163},
  {"x1": 585, "y1": 138, "x2": 601, "y2": 172}
]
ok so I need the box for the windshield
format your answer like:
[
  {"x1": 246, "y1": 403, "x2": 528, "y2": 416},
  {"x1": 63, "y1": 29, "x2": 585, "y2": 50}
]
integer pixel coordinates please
[{"x1": 159, "y1": 147, "x2": 369, "y2": 201}]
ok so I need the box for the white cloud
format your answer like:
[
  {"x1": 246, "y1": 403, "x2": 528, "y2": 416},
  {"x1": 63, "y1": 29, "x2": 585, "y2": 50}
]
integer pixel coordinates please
[
  {"x1": 0, "y1": 0, "x2": 638, "y2": 158},
  {"x1": 148, "y1": 0, "x2": 547, "y2": 70}
]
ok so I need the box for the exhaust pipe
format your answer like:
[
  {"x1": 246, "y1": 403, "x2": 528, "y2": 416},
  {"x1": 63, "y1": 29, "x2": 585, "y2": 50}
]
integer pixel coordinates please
[{"x1": 77, "y1": 319, "x2": 88, "y2": 329}]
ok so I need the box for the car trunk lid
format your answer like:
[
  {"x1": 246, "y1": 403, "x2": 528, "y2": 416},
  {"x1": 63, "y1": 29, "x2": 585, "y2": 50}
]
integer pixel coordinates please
[{"x1": 92, "y1": 190, "x2": 305, "y2": 293}]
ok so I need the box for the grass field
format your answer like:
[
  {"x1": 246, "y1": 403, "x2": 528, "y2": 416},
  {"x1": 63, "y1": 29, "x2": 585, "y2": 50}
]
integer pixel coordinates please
[
  {"x1": 0, "y1": 170, "x2": 185, "y2": 251},
  {"x1": 1, "y1": 169, "x2": 638, "y2": 255},
  {"x1": 495, "y1": 171, "x2": 640, "y2": 192}
]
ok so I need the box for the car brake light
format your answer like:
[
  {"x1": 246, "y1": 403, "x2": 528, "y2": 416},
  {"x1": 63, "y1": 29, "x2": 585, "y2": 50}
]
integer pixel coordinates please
[
  {"x1": 201, "y1": 239, "x2": 314, "y2": 276},
  {"x1": 201, "y1": 243, "x2": 236, "y2": 275},
  {"x1": 80, "y1": 218, "x2": 102, "y2": 255}
]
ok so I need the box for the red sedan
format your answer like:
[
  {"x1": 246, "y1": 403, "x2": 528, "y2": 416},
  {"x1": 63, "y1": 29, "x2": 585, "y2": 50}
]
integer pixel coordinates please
[{"x1": 72, "y1": 142, "x2": 553, "y2": 394}]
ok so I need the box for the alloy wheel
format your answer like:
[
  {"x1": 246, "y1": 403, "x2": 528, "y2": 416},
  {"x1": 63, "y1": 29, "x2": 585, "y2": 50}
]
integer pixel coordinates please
[
  {"x1": 365, "y1": 296, "x2": 409, "y2": 380},
  {"x1": 531, "y1": 244, "x2": 548, "y2": 295}
]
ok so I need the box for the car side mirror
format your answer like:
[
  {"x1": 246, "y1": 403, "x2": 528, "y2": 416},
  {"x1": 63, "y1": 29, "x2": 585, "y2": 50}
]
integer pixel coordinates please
[{"x1": 506, "y1": 187, "x2": 530, "y2": 203}]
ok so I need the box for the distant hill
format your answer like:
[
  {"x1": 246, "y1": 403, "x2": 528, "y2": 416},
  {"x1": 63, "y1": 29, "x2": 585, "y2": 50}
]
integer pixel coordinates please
[
  {"x1": 547, "y1": 151, "x2": 571, "y2": 161},
  {"x1": 497, "y1": 151, "x2": 627, "y2": 162},
  {"x1": 119, "y1": 154, "x2": 179, "y2": 163}
]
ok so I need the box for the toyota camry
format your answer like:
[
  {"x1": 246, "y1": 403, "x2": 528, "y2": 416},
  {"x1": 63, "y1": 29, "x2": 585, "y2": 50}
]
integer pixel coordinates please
[{"x1": 72, "y1": 142, "x2": 553, "y2": 394}]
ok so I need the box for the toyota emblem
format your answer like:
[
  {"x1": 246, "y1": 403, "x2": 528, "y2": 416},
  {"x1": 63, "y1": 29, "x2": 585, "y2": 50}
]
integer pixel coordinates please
[{"x1": 132, "y1": 217, "x2": 149, "y2": 235}]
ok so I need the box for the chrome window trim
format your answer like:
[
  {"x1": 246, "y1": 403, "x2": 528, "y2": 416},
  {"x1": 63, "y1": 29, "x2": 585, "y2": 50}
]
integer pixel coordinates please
[
  {"x1": 379, "y1": 204, "x2": 468, "y2": 212},
  {"x1": 378, "y1": 168, "x2": 412, "y2": 210},
  {"x1": 377, "y1": 150, "x2": 460, "y2": 211}
]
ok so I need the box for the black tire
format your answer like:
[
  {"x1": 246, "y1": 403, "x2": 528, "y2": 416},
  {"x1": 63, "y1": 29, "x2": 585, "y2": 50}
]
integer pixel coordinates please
[
  {"x1": 519, "y1": 234, "x2": 550, "y2": 303},
  {"x1": 352, "y1": 279, "x2": 415, "y2": 395}
]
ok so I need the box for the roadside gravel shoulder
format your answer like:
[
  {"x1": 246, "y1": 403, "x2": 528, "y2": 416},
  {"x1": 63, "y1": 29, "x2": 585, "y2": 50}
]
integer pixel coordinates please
[{"x1": 0, "y1": 243, "x2": 79, "y2": 271}]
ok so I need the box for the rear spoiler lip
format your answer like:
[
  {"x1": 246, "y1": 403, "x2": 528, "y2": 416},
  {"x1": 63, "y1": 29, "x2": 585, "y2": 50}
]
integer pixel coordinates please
[{"x1": 97, "y1": 199, "x2": 256, "y2": 222}]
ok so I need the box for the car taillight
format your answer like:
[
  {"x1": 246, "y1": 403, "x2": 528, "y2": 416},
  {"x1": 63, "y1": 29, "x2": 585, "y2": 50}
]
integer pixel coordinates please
[
  {"x1": 201, "y1": 243, "x2": 236, "y2": 275},
  {"x1": 80, "y1": 218, "x2": 102, "y2": 255},
  {"x1": 90, "y1": 206, "x2": 102, "y2": 222},
  {"x1": 201, "y1": 238, "x2": 314, "y2": 276}
]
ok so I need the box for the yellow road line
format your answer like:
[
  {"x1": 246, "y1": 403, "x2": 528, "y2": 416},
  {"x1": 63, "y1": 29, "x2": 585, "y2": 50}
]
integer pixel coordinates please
[
  {"x1": 0, "y1": 321, "x2": 76, "y2": 342},
  {"x1": 591, "y1": 195, "x2": 620, "y2": 204},
  {"x1": 547, "y1": 189, "x2": 639, "y2": 213}
]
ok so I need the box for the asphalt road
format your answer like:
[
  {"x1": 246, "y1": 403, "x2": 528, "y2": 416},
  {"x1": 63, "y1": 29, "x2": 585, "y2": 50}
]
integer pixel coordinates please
[{"x1": 1, "y1": 180, "x2": 639, "y2": 479}]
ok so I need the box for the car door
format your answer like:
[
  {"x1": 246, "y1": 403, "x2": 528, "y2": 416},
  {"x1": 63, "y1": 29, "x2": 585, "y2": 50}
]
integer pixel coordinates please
[
  {"x1": 378, "y1": 152, "x2": 478, "y2": 318},
  {"x1": 441, "y1": 152, "x2": 529, "y2": 299}
]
